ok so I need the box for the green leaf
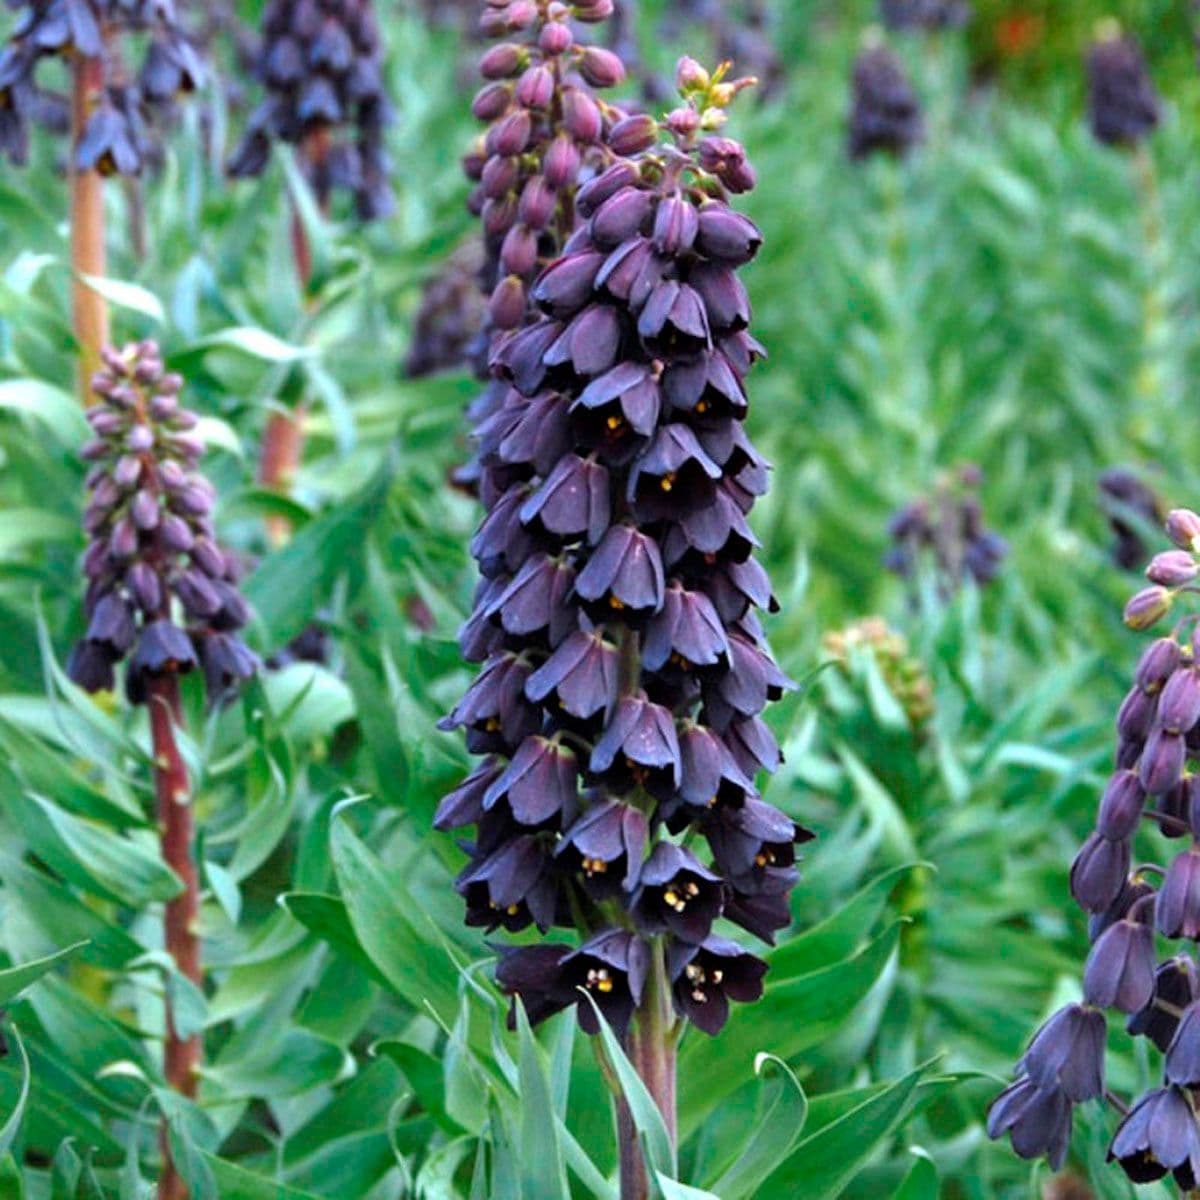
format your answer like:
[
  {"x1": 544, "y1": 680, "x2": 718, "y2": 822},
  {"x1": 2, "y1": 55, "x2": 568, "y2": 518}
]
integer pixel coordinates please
[
  {"x1": 679, "y1": 923, "x2": 901, "y2": 1134},
  {"x1": 20, "y1": 793, "x2": 181, "y2": 907},
  {"x1": 0, "y1": 379, "x2": 88, "y2": 442},
  {"x1": 0, "y1": 1028, "x2": 30, "y2": 1157},
  {"x1": 708, "y1": 1055, "x2": 808, "y2": 1200},
  {"x1": 200, "y1": 1156, "x2": 325, "y2": 1200},
  {"x1": 891, "y1": 1148, "x2": 939, "y2": 1200},
  {"x1": 654, "y1": 1178, "x2": 719, "y2": 1200},
  {"x1": 761, "y1": 1064, "x2": 933, "y2": 1197},
  {"x1": 515, "y1": 1002, "x2": 568, "y2": 1200},
  {"x1": 578, "y1": 993, "x2": 675, "y2": 1181},
  {"x1": 330, "y1": 816, "x2": 460, "y2": 1023},
  {"x1": 79, "y1": 274, "x2": 165, "y2": 323},
  {"x1": 187, "y1": 326, "x2": 310, "y2": 362},
  {"x1": 0, "y1": 942, "x2": 87, "y2": 1006}
]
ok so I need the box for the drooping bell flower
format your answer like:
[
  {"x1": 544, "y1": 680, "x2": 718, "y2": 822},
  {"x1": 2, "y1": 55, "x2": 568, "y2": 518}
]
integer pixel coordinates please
[
  {"x1": 1086, "y1": 27, "x2": 1160, "y2": 149},
  {"x1": 989, "y1": 508, "x2": 1200, "y2": 1187},
  {"x1": 68, "y1": 341, "x2": 258, "y2": 705}
]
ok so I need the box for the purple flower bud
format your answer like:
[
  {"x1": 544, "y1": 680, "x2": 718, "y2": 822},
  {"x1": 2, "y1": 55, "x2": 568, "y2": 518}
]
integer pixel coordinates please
[
  {"x1": 608, "y1": 114, "x2": 659, "y2": 156},
  {"x1": 561, "y1": 87, "x2": 602, "y2": 142},
  {"x1": 518, "y1": 175, "x2": 557, "y2": 230},
  {"x1": 1124, "y1": 585, "x2": 1172, "y2": 630},
  {"x1": 109, "y1": 516, "x2": 138, "y2": 560},
  {"x1": 500, "y1": 223, "x2": 539, "y2": 276},
  {"x1": 67, "y1": 641, "x2": 116, "y2": 693},
  {"x1": 113, "y1": 454, "x2": 142, "y2": 488},
  {"x1": 487, "y1": 109, "x2": 532, "y2": 157},
  {"x1": 539, "y1": 21, "x2": 572, "y2": 55},
  {"x1": 480, "y1": 43, "x2": 524, "y2": 80},
  {"x1": 126, "y1": 562, "x2": 162, "y2": 614},
  {"x1": 1167, "y1": 509, "x2": 1200, "y2": 552},
  {"x1": 85, "y1": 593, "x2": 136, "y2": 654},
  {"x1": 695, "y1": 205, "x2": 763, "y2": 265},
  {"x1": 533, "y1": 251, "x2": 604, "y2": 318},
  {"x1": 675, "y1": 56, "x2": 709, "y2": 93},
  {"x1": 173, "y1": 568, "x2": 221, "y2": 619},
  {"x1": 577, "y1": 46, "x2": 625, "y2": 89},
  {"x1": 159, "y1": 514, "x2": 195, "y2": 553},
  {"x1": 1140, "y1": 727, "x2": 1186, "y2": 795},
  {"x1": 1166, "y1": 1002, "x2": 1200, "y2": 1086},
  {"x1": 516, "y1": 64, "x2": 554, "y2": 109},
  {"x1": 1136, "y1": 637, "x2": 1182, "y2": 690},
  {"x1": 1159, "y1": 668, "x2": 1200, "y2": 735},
  {"x1": 472, "y1": 81, "x2": 512, "y2": 122},
  {"x1": 590, "y1": 186, "x2": 655, "y2": 249},
  {"x1": 652, "y1": 195, "x2": 699, "y2": 256},
  {"x1": 1148, "y1": 550, "x2": 1199, "y2": 587},
  {"x1": 127, "y1": 424, "x2": 154, "y2": 453},
  {"x1": 483, "y1": 194, "x2": 519, "y2": 238},
  {"x1": 130, "y1": 490, "x2": 160, "y2": 530},
  {"x1": 543, "y1": 134, "x2": 582, "y2": 189},
  {"x1": 489, "y1": 275, "x2": 527, "y2": 331},
  {"x1": 1097, "y1": 771, "x2": 1145, "y2": 839}
]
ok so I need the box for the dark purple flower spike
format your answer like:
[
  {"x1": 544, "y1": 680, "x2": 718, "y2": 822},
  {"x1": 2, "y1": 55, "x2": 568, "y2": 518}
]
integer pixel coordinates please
[
  {"x1": 68, "y1": 341, "x2": 258, "y2": 706},
  {"x1": 228, "y1": 0, "x2": 394, "y2": 219},
  {"x1": 991, "y1": 508, "x2": 1200, "y2": 1188},
  {"x1": 440, "y1": 52, "x2": 802, "y2": 1058},
  {"x1": 1086, "y1": 28, "x2": 1160, "y2": 149}
]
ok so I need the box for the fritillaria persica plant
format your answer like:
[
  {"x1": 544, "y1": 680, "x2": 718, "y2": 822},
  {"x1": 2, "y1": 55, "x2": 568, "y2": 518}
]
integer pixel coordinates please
[
  {"x1": 67, "y1": 340, "x2": 257, "y2": 1200},
  {"x1": 436, "y1": 44, "x2": 808, "y2": 1197},
  {"x1": 990, "y1": 509, "x2": 1200, "y2": 1188}
]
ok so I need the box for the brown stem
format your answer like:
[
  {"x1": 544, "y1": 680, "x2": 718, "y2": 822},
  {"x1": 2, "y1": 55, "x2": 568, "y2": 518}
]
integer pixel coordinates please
[
  {"x1": 617, "y1": 940, "x2": 677, "y2": 1200},
  {"x1": 149, "y1": 674, "x2": 200, "y2": 1200},
  {"x1": 259, "y1": 128, "x2": 331, "y2": 545},
  {"x1": 70, "y1": 47, "x2": 109, "y2": 407}
]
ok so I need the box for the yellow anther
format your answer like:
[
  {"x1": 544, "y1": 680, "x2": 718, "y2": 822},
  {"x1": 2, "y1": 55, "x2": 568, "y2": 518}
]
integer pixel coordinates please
[{"x1": 660, "y1": 472, "x2": 676, "y2": 492}]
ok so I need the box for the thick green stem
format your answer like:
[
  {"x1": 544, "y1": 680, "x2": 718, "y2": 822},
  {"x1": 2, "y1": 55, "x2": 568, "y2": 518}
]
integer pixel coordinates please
[{"x1": 617, "y1": 938, "x2": 677, "y2": 1200}]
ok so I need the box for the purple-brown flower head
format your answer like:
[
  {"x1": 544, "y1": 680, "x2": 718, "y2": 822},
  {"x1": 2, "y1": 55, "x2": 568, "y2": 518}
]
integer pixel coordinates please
[
  {"x1": 847, "y1": 45, "x2": 924, "y2": 162},
  {"x1": 0, "y1": 0, "x2": 203, "y2": 170},
  {"x1": 1128, "y1": 956, "x2": 1200, "y2": 1052},
  {"x1": 668, "y1": 935, "x2": 766, "y2": 1035},
  {"x1": 1108, "y1": 1086, "x2": 1200, "y2": 1188},
  {"x1": 228, "y1": 0, "x2": 393, "y2": 218},
  {"x1": 885, "y1": 464, "x2": 1007, "y2": 600},
  {"x1": 1018, "y1": 1004, "x2": 1106, "y2": 1103},
  {"x1": 1083, "y1": 914, "x2": 1155, "y2": 1014},
  {"x1": 987, "y1": 1078, "x2": 1072, "y2": 1170},
  {"x1": 439, "y1": 64, "x2": 801, "y2": 1041},
  {"x1": 68, "y1": 342, "x2": 257, "y2": 706},
  {"x1": 1086, "y1": 30, "x2": 1160, "y2": 149}
]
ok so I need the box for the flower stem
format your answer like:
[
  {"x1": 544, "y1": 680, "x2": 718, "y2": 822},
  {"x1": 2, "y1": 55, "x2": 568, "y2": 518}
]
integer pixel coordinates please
[
  {"x1": 259, "y1": 128, "x2": 330, "y2": 546},
  {"x1": 70, "y1": 45, "x2": 109, "y2": 408},
  {"x1": 148, "y1": 674, "x2": 200, "y2": 1200},
  {"x1": 617, "y1": 938, "x2": 677, "y2": 1200}
]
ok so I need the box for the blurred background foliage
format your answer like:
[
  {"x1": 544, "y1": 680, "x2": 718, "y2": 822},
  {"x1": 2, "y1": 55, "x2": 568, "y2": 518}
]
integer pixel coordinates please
[{"x1": 0, "y1": 0, "x2": 1198, "y2": 1196}]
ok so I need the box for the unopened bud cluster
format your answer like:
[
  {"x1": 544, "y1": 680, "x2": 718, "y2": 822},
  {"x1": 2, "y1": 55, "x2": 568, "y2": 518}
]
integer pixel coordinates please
[
  {"x1": 228, "y1": 0, "x2": 394, "y2": 219},
  {"x1": 990, "y1": 508, "x2": 1200, "y2": 1187},
  {"x1": 454, "y1": 0, "x2": 628, "y2": 492},
  {"x1": 0, "y1": 0, "x2": 204, "y2": 170},
  {"x1": 884, "y1": 465, "x2": 1007, "y2": 598},
  {"x1": 848, "y1": 43, "x2": 924, "y2": 161},
  {"x1": 437, "y1": 61, "x2": 804, "y2": 1039},
  {"x1": 464, "y1": 0, "x2": 628, "y2": 339},
  {"x1": 822, "y1": 617, "x2": 935, "y2": 732},
  {"x1": 68, "y1": 342, "x2": 257, "y2": 705},
  {"x1": 1086, "y1": 29, "x2": 1160, "y2": 148}
]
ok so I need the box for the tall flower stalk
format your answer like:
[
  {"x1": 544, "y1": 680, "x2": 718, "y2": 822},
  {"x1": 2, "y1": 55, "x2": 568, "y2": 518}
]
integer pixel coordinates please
[
  {"x1": 436, "y1": 58, "x2": 805, "y2": 1198},
  {"x1": 989, "y1": 508, "x2": 1200, "y2": 1189},
  {"x1": 0, "y1": 1, "x2": 203, "y2": 403},
  {"x1": 68, "y1": 341, "x2": 257, "y2": 1200},
  {"x1": 228, "y1": 0, "x2": 394, "y2": 540}
]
